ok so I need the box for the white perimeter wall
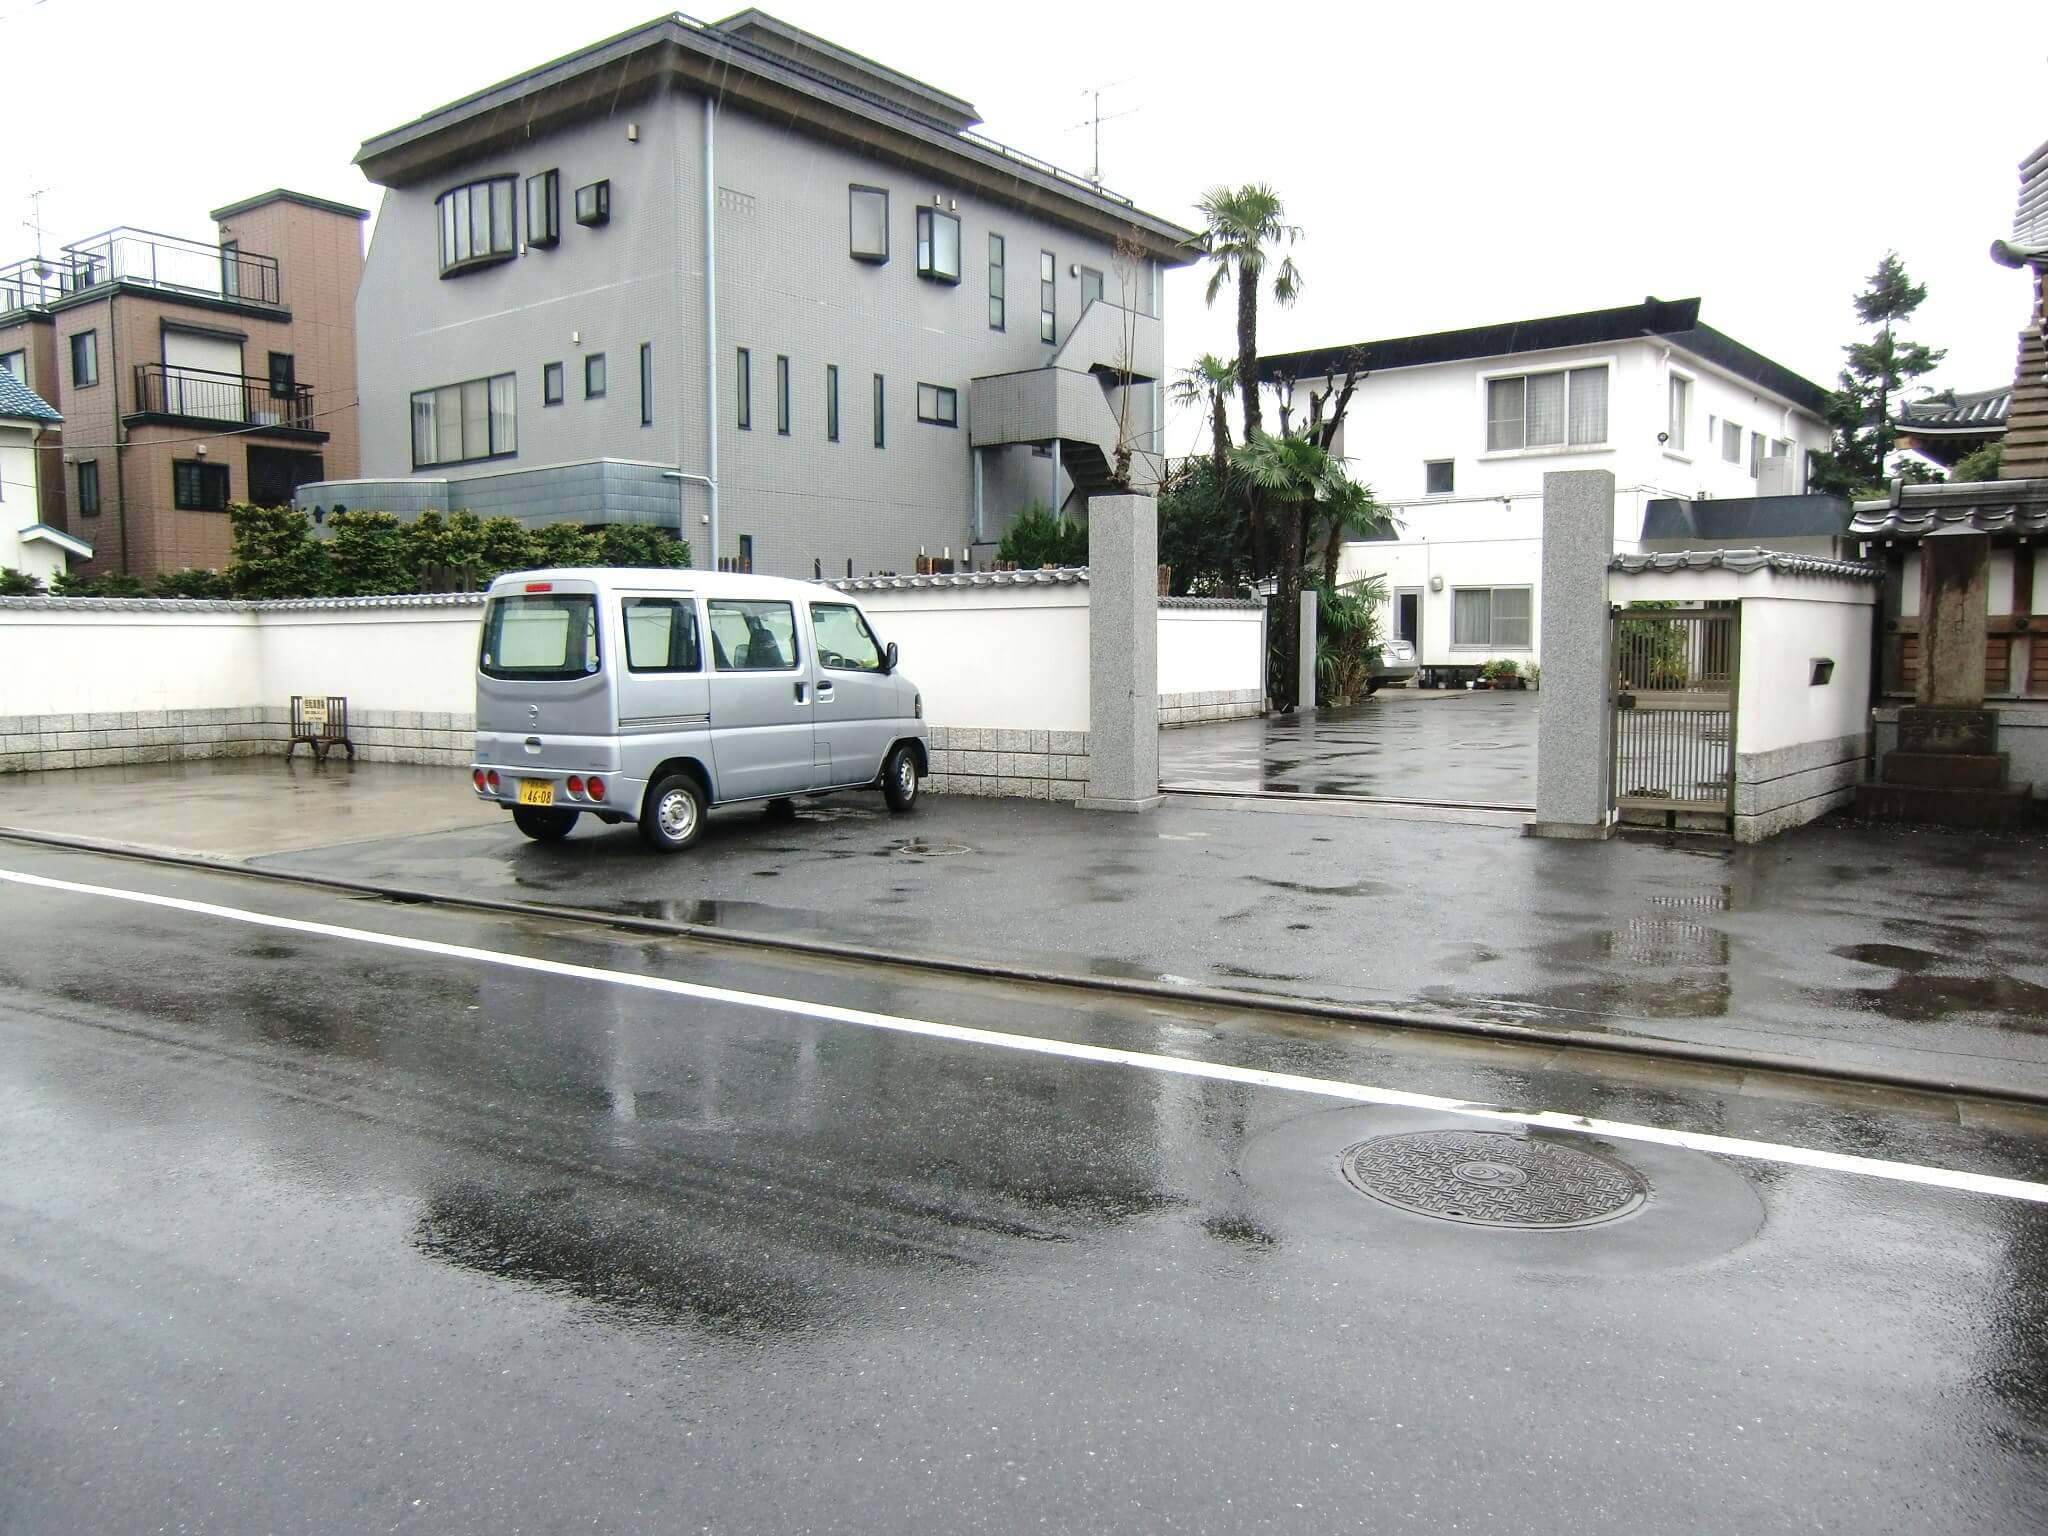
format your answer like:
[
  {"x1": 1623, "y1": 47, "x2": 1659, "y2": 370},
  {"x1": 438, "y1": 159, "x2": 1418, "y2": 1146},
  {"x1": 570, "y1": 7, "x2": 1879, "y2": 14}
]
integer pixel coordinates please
[
  {"x1": 1157, "y1": 606, "x2": 1263, "y2": 697},
  {"x1": 0, "y1": 603, "x2": 258, "y2": 716},
  {"x1": 0, "y1": 584, "x2": 1264, "y2": 750}
]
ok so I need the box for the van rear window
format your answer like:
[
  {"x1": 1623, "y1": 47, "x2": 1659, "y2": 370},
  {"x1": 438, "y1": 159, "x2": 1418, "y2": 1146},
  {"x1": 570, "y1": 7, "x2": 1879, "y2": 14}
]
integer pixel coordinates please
[{"x1": 481, "y1": 593, "x2": 600, "y2": 680}]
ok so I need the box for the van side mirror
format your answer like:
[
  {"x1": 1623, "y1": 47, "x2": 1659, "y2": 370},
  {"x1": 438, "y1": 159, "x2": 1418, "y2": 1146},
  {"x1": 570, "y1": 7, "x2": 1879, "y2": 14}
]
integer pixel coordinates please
[{"x1": 884, "y1": 640, "x2": 899, "y2": 674}]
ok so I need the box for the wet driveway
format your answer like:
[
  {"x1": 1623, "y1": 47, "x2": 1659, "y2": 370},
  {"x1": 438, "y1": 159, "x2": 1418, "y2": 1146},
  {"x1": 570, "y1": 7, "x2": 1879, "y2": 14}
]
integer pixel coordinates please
[
  {"x1": 3, "y1": 841, "x2": 2047, "y2": 1533},
  {"x1": 1160, "y1": 689, "x2": 1538, "y2": 807}
]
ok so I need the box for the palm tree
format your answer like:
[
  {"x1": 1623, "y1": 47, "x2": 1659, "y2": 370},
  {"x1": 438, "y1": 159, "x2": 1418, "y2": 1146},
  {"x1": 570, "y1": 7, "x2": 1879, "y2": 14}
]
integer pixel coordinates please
[
  {"x1": 1170, "y1": 353, "x2": 1239, "y2": 484},
  {"x1": 1232, "y1": 431, "x2": 1340, "y2": 710},
  {"x1": 1310, "y1": 475, "x2": 1389, "y2": 589},
  {"x1": 1196, "y1": 184, "x2": 1301, "y2": 441}
]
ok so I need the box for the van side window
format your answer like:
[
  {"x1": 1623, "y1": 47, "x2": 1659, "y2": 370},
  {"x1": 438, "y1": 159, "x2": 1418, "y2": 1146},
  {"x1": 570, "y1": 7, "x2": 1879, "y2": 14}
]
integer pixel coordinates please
[
  {"x1": 707, "y1": 598, "x2": 800, "y2": 672},
  {"x1": 809, "y1": 602, "x2": 884, "y2": 672},
  {"x1": 623, "y1": 597, "x2": 703, "y2": 673}
]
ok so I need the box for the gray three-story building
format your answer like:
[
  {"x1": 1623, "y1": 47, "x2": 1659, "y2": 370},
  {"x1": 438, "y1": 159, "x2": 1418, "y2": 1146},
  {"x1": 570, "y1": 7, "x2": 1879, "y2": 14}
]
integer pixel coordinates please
[{"x1": 297, "y1": 9, "x2": 1197, "y2": 577}]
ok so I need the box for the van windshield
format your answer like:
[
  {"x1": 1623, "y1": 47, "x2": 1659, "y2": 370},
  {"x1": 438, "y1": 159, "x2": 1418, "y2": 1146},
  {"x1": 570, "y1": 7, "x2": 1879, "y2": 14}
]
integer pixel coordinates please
[{"x1": 480, "y1": 593, "x2": 600, "y2": 680}]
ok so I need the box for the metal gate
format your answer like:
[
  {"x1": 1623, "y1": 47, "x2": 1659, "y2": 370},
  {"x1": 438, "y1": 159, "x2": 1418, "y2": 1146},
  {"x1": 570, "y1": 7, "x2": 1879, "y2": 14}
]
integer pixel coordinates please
[{"x1": 1611, "y1": 606, "x2": 1738, "y2": 823}]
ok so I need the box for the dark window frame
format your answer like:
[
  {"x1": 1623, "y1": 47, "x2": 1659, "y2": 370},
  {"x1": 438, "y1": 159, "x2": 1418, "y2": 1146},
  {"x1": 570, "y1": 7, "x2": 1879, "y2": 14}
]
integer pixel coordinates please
[
  {"x1": 736, "y1": 347, "x2": 751, "y2": 430},
  {"x1": 1039, "y1": 250, "x2": 1056, "y2": 344},
  {"x1": 826, "y1": 363, "x2": 840, "y2": 443},
  {"x1": 267, "y1": 351, "x2": 296, "y2": 400},
  {"x1": 621, "y1": 596, "x2": 703, "y2": 674},
  {"x1": 988, "y1": 233, "x2": 1005, "y2": 330},
  {"x1": 639, "y1": 343, "x2": 653, "y2": 427},
  {"x1": 479, "y1": 592, "x2": 601, "y2": 682},
  {"x1": 584, "y1": 353, "x2": 607, "y2": 400},
  {"x1": 172, "y1": 458, "x2": 230, "y2": 512},
  {"x1": 71, "y1": 329, "x2": 99, "y2": 388},
  {"x1": 526, "y1": 170, "x2": 561, "y2": 249},
  {"x1": 776, "y1": 354, "x2": 791, "y2": 436},
  {"x1": 410, "y1": 372, "x2": 519, "y2": 470},
  {"x1": 873, "y1": 372, "x2": 885, "y2": 449},
  {"x1": 573, "y1": 180, "x2": 611, "y2": 227},
  {"x1": 543, "y1": 361, "x2": 564, "y2": 406},
  {"x1": 916, "y1": 206, "x2": 962, "y2": 284},
  {"x1": 1424, "y1": 459, "x2": 1454, "y2": 496},
  {"x1": 848, "y1": 184, "x2": 890, "y2": 263},
  {"x1": 0, "y1": 347, "x2": 26, "y2": 381},
  {"x1": 436, "y1": 175, "x2": 518, "y2": 276},
  {"x1": 916, "y1": 383, "x2": 958, "y2": 427},
  {"x1": 76, "y1": 459, "x2": 101, "y2": 517}
]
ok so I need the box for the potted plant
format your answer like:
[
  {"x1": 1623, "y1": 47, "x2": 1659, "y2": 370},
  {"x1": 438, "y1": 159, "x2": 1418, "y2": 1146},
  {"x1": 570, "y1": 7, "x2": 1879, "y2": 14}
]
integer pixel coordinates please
[
  {"x1": 1526, "y1": 663, "x2": 1541, "y2": 691},
  {"x1": 1482, "y1": 658, "x2": 1524, "y2": 690}
]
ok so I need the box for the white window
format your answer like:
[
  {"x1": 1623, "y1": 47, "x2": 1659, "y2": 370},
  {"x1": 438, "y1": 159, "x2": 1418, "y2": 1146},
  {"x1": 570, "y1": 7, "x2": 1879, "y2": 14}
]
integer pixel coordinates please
[
  {"x1": 849, "y1": 186, "x2": 888, "y2": 263},
  {"x1": 1749, "y1": 430, "x2": 1765, "y2": 478},
  {"x1": 1452, "y1": 586, "x2": 1533, "y2": 649},
  {"x1": 1770, "y1": 438, "x2": 1792, "y2": 457},
  {"x1": 916, "y1": 382, "x2": 958, "y2": 426},
  {"x1": 411, "y1": 372, "x2": 516, "y2": 468},
  {"x1": 0, "y1": 349, "x2": 23, "y2": 381},
  {"x1": 1485, "y1": 366, "x2": 1607, "y2": 451},
  {"x1": 1667, "y1": 374, "x2": 1691, "y2": 452},
  {"x1": 1721, "y1": 420, "x2": 1742, "y2": 463}
]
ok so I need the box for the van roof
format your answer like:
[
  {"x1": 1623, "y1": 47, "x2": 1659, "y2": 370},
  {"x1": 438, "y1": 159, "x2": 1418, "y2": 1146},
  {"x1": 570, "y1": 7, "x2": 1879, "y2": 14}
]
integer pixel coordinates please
[{"x1": 484, "y1": 567, "x2": 851, "y2": 603}]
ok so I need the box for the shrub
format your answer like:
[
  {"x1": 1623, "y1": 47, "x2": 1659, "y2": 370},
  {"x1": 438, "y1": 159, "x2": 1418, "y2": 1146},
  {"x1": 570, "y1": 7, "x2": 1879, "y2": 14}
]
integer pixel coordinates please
[
  {"x1": 1481, "y1": 658, "x2": 1522, "y2": 683},
  {"x1": 227, "y1": 503, "x2": 328, "y2": 598},
  {"x1": 596, "y1": 523, "x2": 693, "y2": 568},
  {"x1": 998, "y1": 504, "x2": 1087, "y2": 569},
  {"x1": 1311, "y1": 573, "x2": 1387, "y2": 706},
  {"x1": 152, "y1": 568, "x2": 232, "y2": 599},
  {"x1": 0, "y1": 566, "x2": 44, "y2": 596},
  {"x1": 326, "y1": 510, "x2": 409, "y2": 596}
]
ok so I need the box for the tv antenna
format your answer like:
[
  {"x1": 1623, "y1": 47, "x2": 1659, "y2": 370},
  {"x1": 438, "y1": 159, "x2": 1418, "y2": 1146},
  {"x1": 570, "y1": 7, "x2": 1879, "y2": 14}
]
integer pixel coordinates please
[
  {"x1": 23, "y1": 183, "x2": 54, "y2": 280},
  {"x1": 1069, "y1": 83, "x2": 1140, "y2": 186}
]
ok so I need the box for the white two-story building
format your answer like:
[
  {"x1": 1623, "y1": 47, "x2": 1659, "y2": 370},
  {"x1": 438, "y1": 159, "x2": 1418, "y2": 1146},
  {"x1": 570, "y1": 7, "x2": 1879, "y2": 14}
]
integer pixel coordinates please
[{"x1": 1259, "y1": 298, "x2": 1832, "y2": 680}]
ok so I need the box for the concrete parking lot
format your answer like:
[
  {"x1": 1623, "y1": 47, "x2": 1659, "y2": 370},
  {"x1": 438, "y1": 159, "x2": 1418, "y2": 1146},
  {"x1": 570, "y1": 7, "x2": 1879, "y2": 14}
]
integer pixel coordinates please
[{"x1": 1159, "y1": 689, "x2": 1538, "y2": 807}]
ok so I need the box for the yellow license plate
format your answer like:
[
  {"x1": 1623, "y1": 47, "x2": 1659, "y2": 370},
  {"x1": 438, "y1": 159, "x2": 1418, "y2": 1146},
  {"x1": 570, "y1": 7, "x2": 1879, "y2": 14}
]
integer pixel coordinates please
[{"x1": 517, "y1": 778, "x2": 555, "y2": 806}]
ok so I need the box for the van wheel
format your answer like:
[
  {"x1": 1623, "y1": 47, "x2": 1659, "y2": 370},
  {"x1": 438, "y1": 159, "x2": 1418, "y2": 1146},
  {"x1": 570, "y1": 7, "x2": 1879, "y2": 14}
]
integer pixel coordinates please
[
  {"x1": 882, "y1": 744, "x2": 920, "y2": 813},
  {"x1": 512, "y1": 805, "x2": 580, "y2": 842},
  {"x1": 641, "y1": 773, "x2": 706, "y2": 853}
]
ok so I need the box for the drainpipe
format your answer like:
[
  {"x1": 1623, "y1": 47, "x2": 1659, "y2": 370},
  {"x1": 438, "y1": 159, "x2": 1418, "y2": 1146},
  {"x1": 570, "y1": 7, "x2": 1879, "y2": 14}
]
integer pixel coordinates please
[
  {"x1": 702, "y1": 95, "x2": 720, "y2": 571},
  {"x1": 1050, "y1": 440, "x2": 1061, "y2": 519},
  {"x1": 105, "y1": 297, "x2": 129, "y2": 577},
  {"x1": 971, "y1": 447, "x2": 984, "y2": 546}
]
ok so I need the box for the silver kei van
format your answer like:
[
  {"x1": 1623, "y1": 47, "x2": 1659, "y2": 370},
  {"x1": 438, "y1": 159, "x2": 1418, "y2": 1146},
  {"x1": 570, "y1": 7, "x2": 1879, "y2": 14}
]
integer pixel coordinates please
[{"x1": 469, "y1": 568, "x2": 929, "y2": 853}]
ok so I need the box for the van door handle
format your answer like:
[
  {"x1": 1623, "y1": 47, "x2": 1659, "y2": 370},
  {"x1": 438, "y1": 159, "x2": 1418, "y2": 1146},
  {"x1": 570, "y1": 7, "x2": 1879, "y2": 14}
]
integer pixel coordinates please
[
  {"x1": 794, "y1": 682, "x2": 807, "y2": 704},
  {"x1": 816, "y1": 682, "x2": 835, "y2": 702}
]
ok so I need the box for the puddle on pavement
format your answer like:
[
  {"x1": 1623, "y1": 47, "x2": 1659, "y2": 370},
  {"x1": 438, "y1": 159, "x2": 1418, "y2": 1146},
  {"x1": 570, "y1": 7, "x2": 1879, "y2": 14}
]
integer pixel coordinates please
[
  {"x1": 1248, "y1": 875, "x2": 1385, "y2": 898},
  {"x1": 1835, "y1": 942, "x2": 1942, "y2": 973},
  {"x1": 1814, "y1": 972, "x2": 2048, "y2": 1026}
]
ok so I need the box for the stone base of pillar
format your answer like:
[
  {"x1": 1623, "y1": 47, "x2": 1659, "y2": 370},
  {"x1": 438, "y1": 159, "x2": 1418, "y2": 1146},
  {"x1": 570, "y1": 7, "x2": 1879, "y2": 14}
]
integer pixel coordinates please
[{"x1": 1522, "y1": 819, "x2": 1614, "y2": 841}]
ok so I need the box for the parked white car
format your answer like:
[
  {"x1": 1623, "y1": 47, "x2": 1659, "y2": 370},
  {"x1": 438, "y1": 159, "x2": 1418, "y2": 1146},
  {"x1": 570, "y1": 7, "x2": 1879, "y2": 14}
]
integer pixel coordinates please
[{"x1": 470, "y1": 568, "x2": 929, "y2": 852}]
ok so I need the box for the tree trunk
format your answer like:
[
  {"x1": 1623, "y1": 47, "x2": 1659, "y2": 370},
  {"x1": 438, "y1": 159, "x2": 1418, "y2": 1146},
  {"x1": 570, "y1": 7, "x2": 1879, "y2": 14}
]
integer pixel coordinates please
[
  {"x1": 1236, "y1": 274, "x2": 1262, "y2": 441},
  {"x1": 1275, "y1": 502, "x2": 1304, "y2": 709},
  {"x1": 1210, "y1": 392, "x2": 1230, "y2": 485},
  {"x1": 1322, "y1": 523, "x2": 1344, "y2": 589}
]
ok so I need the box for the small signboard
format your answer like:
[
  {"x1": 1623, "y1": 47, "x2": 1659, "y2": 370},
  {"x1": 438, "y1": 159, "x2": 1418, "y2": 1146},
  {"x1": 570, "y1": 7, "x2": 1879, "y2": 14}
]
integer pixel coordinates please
[{"x1": 298, "y1": 696, "x2": 328, "y2": 727}]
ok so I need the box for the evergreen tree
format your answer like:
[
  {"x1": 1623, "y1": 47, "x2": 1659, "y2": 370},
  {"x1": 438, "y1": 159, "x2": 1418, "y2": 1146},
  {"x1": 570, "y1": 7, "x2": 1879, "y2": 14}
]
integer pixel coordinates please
[
  {"x1": 529, "y1": 522, "x2": 601, "y2": 568},
  {"x1": 476, "y1": 517, "x2": 540, "y2": 583},
  {"x1": 226, "y1": 503, "x2": 328, "y2": 598},
  {"x1": 595, "y1": 523, "x2": 692, "y2": 568},
  {"x1": 325, "y1": 510, "x2": 409, "y2": 595},
  {"x1": 1811, "y1": 252, "x2": 1947, "y2": 497}
]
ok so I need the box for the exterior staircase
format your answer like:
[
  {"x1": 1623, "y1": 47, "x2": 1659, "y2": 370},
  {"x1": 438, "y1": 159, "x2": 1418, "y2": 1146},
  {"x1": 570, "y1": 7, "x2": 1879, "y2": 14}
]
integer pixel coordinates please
[
  {"x1": 1855, "y1": 707, "x2": 2034, "y2": 830},
  {"x1": 968, "y1": 300, "x2": 1162, "y2": 495}
]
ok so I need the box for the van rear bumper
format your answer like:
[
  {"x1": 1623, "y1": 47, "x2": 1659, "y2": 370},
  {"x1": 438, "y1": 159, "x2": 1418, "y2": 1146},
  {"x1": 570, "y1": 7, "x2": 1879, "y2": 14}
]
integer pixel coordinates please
[{"x1": 469, "y1": 761, "x2": 647, "y2": 821}]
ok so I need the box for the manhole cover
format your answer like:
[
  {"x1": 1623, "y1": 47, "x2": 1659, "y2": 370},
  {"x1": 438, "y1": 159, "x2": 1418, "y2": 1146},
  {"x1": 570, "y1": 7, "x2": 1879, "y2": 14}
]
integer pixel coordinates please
[
  {"x1": 1339, "y1": 1130, "x2": 1648, "y2": 1229},
  {"x1": 892, "y1": 839, "x2": 972, "y2": 857}
]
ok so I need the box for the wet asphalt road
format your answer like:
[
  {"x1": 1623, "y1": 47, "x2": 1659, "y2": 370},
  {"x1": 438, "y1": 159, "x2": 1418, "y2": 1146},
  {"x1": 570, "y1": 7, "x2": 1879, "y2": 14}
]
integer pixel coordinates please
[{"x1": 4, "y1": 844, "x2": 2047, "y2": 1533}]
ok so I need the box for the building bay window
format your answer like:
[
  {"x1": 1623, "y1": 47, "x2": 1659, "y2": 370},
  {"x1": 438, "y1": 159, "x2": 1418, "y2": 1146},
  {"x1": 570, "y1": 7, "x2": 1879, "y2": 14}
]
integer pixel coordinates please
[
  {"x1": 916, "y1": 207, "x2": 960, "y2": 283},
  {"x1": 526, "y1": 170, "x2": 560, "y2": 249},
  {"x1": 1485, "y1": 366, "x2": 1607, "y2": 451},
  {"x1": 411, "y1": 372, "x2": 517, "y2": 468},
  {"x1": 438, "y1": 177, "x2": 517, "y2": 275}
]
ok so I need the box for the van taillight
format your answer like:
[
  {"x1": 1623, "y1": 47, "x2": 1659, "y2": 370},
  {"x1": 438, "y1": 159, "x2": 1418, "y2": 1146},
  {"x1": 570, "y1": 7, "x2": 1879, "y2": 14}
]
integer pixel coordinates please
[
  {"x1": 567, "y1": 775, "x2": 585, "y2": 798},
  {"x1": 587, "y1": 777, "x2": 606, "y2": 802},
  {"x1": 472, "y1": 768, "x2": 486, "y2": 791},
  {"x1": 486, "y1": 770, "x2": 500, "y2": 791}
]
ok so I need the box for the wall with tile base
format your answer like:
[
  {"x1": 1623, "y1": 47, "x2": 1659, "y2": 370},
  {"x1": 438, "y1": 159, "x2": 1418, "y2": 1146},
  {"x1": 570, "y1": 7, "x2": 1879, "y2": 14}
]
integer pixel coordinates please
[{"x1": 922, "y1": 726, "x2": 1092, "y2": 801}]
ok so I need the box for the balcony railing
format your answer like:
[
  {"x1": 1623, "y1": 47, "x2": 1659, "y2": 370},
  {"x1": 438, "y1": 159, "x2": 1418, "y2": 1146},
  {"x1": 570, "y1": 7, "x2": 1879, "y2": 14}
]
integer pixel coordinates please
[
  {"x1": 0, "y1": 228, "x2": 281, "y2": 317},
  {"x1": 131, "y1": 363, "x2": 316, "y2": 431}
]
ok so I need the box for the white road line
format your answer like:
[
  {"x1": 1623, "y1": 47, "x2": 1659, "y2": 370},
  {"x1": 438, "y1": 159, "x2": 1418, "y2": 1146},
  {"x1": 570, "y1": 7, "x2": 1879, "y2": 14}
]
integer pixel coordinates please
[{"x1": 6, "y1": 864, "x2": 2047, "y2": 1206}]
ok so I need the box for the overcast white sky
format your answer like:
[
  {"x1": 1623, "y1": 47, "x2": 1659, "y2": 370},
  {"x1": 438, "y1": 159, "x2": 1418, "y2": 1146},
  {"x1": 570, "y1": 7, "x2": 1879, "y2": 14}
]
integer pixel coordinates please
[{"x1": 7, "y1": 0, "x2": 2044, "y2": 461}]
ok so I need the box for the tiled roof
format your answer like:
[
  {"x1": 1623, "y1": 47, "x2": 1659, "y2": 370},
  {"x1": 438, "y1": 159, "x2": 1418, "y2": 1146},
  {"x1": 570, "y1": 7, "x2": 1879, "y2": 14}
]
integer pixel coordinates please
[
  {"x1": 828, "y1": 569, "x2": 1089, "y2": 592},
  {"x1": 1849, "y1": 478, "x2": 2048, "y2": 538},
  {"x1": 1896, "y1": 386, "x2": 2011, "y2": 432},
  {"x1": 1995, "y1": 137, "x2": 2048, "y2": 263},
  {"x1": 0, "y1": 370, "x2": 61, "y2": 423},
  {"x1": 0, "y1": 592, "x2": 487, "y2": 613},
  {"x1": 1609, "y1": 548, "x2": 1882, "y2": 581}
]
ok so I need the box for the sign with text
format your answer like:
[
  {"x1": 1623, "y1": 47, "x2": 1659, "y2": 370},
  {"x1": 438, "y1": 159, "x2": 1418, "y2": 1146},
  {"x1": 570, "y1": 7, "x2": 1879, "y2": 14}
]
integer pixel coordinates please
[{"x1": 298, "y1": 696, "x2": 328, "y2": 727}]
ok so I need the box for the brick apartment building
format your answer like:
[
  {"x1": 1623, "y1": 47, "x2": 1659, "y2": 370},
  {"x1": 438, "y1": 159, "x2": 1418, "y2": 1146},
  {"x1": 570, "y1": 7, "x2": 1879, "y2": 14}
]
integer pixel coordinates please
[{"x1": 0, "y1": 190, "x2": 366, "y2": 577}]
